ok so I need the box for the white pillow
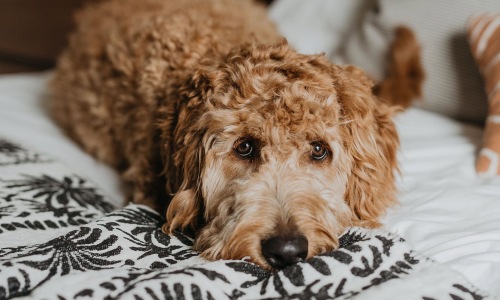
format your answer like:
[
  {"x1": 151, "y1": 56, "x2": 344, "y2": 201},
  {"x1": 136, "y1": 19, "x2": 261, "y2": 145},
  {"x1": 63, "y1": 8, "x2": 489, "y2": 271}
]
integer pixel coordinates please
[
  {"x1": 268, "y1": 0, "x2": 372, "y2": 57},
  {"x1": 339, "y1": 0, "x2": 500, "y2": 124}
]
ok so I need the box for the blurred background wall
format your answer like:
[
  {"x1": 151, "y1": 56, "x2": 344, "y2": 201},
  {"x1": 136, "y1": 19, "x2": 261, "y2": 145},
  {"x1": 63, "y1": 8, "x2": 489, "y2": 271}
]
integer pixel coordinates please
[
  {"x1": 0, "y1": 0, "x2": 273, "y2": 74},
  {"x1": 0, "y1": 0, "x2": 90, "y2": 73}
]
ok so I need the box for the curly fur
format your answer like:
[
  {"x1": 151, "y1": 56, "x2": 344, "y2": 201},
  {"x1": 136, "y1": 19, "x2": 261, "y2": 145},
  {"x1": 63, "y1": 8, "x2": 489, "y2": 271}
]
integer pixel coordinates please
[{"x1": 50, "y1": 0, "x2": 399, "y2": 269}]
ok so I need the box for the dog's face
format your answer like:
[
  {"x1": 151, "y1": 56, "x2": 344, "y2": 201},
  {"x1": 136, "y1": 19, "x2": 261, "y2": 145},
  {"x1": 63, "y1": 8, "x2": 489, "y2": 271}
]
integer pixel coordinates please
[{"x1": 161, "y1": 42, "x2": 398, "y2": 270}]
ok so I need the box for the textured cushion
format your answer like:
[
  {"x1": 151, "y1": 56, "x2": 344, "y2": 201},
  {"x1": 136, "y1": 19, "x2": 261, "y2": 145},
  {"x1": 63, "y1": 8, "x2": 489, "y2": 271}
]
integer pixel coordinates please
[
  {"x1": 468, "y1": 14, "x2": 500, "y2": 176},
  {"x1": 340, "y1": 0, "x2": 500, "y2": 124}
]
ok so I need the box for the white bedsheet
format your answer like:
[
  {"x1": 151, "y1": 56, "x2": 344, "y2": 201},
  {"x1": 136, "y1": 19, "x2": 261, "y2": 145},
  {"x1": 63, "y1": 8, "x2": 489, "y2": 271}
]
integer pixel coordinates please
[
  {"x1": 0, "y1": 73, "x2": 125, "y2": 207},
  {"x1": 386, "y1": 109, "x2": 500, "y2": 297},
  {"x1": 0, "y1": 72, "x2": 499, "y2": 297}
]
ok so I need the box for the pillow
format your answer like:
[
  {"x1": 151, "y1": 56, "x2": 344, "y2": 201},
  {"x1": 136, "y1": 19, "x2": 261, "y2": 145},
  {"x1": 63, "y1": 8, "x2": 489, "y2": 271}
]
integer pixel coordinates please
[
  {"x1": 468, "y1": 14, "x2": 500, "y2": 176},
  {"x1": 338, "y1": 0, "x2": 500, "y2": 124},
  {"x1": 268, "y1": 0, "x2": 373, "y2": 57}
]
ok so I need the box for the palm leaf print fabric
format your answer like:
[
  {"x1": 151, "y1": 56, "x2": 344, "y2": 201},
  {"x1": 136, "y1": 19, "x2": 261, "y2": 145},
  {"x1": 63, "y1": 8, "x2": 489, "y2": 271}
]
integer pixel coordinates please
[{"x1": 0, "y1": 138, "x2": 488, "y2": 299}]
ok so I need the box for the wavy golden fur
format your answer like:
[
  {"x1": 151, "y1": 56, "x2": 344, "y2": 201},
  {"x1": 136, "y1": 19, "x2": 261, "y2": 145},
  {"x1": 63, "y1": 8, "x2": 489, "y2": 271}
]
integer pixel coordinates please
[{"x1": 50, "y1": 0, "x2": 399, "y2": 269}]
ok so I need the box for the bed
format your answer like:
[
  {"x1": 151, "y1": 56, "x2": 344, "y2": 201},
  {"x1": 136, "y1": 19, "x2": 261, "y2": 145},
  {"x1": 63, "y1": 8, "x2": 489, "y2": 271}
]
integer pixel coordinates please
[
  {"x1": 0, "y1": 70, "x2": 498, "y2": 299},
  {"x1": 1, "y1": 1, "x2": 500, "y2": 299}
]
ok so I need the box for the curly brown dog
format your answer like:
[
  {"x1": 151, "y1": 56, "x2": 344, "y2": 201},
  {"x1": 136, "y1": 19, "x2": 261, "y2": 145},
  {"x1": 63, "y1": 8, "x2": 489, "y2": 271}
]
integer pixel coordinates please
[{"x1": 50, "y1": 0, "x2": 399, "y2": 270}]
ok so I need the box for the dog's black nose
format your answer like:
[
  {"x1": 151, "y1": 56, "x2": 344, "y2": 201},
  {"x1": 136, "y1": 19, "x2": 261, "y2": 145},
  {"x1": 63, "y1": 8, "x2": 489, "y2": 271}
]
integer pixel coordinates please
[{"x1": 261, "y1": 235, "x2": 308, "y2": 269}]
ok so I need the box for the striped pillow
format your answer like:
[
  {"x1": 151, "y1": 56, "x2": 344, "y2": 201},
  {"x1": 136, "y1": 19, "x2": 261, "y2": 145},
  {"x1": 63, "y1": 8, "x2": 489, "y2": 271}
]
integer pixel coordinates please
[{"x1": 468, "y1": 14, "x2": 500, "y2": 176}]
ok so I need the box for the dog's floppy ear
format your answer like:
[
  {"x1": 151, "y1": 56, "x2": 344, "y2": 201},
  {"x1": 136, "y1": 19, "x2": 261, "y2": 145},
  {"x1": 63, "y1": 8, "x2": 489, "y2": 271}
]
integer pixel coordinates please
[
  {"x1": 160, "y1": 67, "x2": 216, "y2": 234},
  {"x1": 162, "y1": 135, "x2": 205, "y2": 234},
  {"x1": 334, "y1": 65, "x2": 399, "y2": 226}
]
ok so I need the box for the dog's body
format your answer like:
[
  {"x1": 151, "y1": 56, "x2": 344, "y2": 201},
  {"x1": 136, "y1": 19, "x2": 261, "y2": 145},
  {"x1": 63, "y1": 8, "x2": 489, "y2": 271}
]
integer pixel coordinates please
[{"x1": 51, "y1": 0, "x2": 399, "y2": 269}]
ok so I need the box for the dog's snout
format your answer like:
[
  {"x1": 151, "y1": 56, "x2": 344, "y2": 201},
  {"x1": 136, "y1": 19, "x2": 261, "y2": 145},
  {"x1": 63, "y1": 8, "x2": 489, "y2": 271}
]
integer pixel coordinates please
[{"x1": 261, "y1": 235, "x2": 308, "y2": 269}]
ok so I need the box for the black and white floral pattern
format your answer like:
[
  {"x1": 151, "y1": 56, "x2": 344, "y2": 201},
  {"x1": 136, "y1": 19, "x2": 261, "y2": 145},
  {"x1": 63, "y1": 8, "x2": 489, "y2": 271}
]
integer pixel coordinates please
[{"x1": 0, "y1": 138, "x2": 489, "y2": 299}]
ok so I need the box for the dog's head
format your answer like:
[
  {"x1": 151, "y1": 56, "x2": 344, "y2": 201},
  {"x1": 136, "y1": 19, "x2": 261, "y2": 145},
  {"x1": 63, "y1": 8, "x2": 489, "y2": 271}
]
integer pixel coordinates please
[{"x1": 161, "y1": 41, "x2": 399, "y2": 270}]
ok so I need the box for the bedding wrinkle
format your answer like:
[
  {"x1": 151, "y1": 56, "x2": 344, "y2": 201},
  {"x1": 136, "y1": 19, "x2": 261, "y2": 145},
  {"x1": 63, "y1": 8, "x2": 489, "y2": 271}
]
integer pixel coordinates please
[
  {"x1": 0, "y1": 73, "x2": 125, "y2": 207},
  {"x1": 386, "y1": 108, "x2": 500, "y2": 296}
]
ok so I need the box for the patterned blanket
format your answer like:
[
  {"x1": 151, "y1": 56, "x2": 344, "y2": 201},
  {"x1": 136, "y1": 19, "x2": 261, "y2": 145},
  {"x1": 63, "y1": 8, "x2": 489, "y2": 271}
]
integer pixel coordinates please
[{"x1": 0, "y1": 138, "x2": 488, "y2": 299}]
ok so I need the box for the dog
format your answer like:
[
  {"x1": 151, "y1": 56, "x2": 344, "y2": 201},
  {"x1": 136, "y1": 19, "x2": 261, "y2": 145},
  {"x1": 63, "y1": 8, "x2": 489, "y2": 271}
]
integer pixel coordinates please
[{"x1": 50, "y1": 0, "x2": 399, "y2": 270}]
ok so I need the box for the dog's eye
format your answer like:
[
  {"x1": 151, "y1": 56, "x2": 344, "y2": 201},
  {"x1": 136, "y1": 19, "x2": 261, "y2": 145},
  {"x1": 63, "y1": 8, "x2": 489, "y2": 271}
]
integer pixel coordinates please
[
  {"x1": 311, "y1": 142, "x2": 328, "y2": 161},
  {"x1": 234, "y1": 138, "x2": 254, "y2": 158}
]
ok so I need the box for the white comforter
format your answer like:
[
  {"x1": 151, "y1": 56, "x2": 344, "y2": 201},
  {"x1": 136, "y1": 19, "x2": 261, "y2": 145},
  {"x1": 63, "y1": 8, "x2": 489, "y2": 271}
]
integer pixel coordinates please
[
  {"x1": 0, "y1": 73, "x2": 499, "y2": 297},
  {"x1": 386, "y1": 109, "x2": 500, "y2": 296}
]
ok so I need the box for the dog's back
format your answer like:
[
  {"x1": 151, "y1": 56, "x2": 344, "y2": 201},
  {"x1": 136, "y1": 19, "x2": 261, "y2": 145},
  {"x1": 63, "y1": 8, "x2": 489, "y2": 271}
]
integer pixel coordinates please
[{"x1": 50, "y1": 0, "x2": 279, "y2": 207}]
